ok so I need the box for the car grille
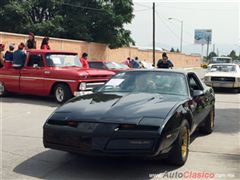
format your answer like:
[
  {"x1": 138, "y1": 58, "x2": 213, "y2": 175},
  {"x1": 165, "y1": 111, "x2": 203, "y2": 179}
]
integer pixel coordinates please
[
  {"x1": 211, "y1": 77, "x2": 235, "y2": 82},
  {"x1": 85, "y1": 82, "x2": 105, "y2": 90},
  {"x1": 88, "y1": 75, "x2": 111, "y2": 79}
]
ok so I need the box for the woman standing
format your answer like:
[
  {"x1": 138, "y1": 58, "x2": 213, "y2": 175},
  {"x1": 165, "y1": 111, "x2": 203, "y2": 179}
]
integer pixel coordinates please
[
  {"x1": 26, "y1": 32, "x2": 36, "y2": 49},
  {"x1": 41, "y1": 37, "x2": 50, "y2": 50}
]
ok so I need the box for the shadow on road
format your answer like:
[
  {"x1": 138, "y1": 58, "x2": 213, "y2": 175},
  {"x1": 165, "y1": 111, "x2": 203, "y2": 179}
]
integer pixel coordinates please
[
  {"x1": 13, "y1": 150, "x2": 179, "y2": 180},
  {"x1": 1, "y1": 94, "x2": 59, "y2": 107}
]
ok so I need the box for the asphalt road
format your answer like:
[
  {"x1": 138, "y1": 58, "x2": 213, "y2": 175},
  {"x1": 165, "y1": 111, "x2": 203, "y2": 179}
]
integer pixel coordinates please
[{"x1": 1, "y1": 68, "x2": 240, "y2": 180}]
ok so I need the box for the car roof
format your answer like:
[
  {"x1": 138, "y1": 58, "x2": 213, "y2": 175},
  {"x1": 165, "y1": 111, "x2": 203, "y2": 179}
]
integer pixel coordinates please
[{"x1": 27, "y1": 49, "x2": 78, "y2": 54}]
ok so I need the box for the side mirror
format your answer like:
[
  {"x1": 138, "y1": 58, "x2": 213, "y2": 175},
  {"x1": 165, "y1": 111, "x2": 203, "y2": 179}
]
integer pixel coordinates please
[{"x1": 193, "y1": 90, "x2": 204, "y2": 97}]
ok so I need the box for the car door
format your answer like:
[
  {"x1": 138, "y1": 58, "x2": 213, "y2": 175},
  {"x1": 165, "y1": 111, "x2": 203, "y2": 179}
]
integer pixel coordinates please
[
  {"x1": 188, "y1": 73, "x2": 209, "y2": 128},
  {"x1": 20, "y1": 54, "x2": 45, "y2": 95},
  {"x1": 0, "y1": 67, "x2": 20, "y2": 93}
]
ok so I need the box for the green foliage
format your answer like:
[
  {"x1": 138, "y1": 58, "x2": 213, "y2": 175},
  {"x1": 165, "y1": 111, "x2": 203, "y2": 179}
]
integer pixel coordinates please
[
  {"x1": 0, "y1": 0, "x2": 135, "y2": 48},
  {"x1": 170, "y1": 47, "x2": 175, "y2": 52},
  {"x1": 228, "y1": 50, "x2": 237, "y2": 60},
  {"x1": 207, "y1": 51, "x2": 217, "y2": 60}
]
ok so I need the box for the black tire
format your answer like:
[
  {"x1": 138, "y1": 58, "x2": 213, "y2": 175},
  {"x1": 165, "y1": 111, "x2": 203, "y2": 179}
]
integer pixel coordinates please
[
  {"x1": 53, "y1": 83, "x2": 72, "y2": 103},
  {"x1": 165, "y1": 120, "x2": 190, "y2": 166},
  {"x1": 200, "y1": 108, "x2": 215, "y2": 134}
]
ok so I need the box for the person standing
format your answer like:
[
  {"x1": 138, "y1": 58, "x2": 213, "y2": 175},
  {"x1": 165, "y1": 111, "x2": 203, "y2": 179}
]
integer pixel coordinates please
[
  {"x1": 0, "y1": 44, "x2": 5, "y2": 68},
  {"x1": 13, "y1": 43, "x2": 26, "y2": 67},
  {"x1": 41, "y1": 37, "x2": 50, "y2": 50},
  {"x1": 157, "y1": 52, "x2": 174, "y2": 69},
  {"x1": 26, "y1": 32, "x2": 36, "y2": 49},
  {"x1": 124, "y1": 57, "x2": 131, "y2": 67},
  {"x1": 131, "y1": 57, "x2": 141, "y2": 69},
  {"x1": 80, "y1": 52, "x2": 89, "y2": 68},
  {"x1": 4, "y1": 43, "x2": 15, "y2": 62}
]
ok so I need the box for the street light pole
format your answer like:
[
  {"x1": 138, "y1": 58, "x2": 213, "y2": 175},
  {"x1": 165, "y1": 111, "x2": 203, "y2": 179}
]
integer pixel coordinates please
[
  {"x1": 180, "y1": 20, "x2": 183, "y2": 52},
  {"x1": 153, "y1": 2, "x2": 155, "y2": 66},
  {"x1": 168, "y1": 17, "x2": 183, "y2": 52}
]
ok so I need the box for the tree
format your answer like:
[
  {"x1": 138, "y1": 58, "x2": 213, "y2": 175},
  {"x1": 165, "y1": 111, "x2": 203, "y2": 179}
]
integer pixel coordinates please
[
  {"x1": 228, "y1": 50, "x2": 237, "y2": 60},
  {"x1": 176, "y1": 49, "x2": 180, "y2": 53},
  {"x1": 0, "y1": 0, "x2": 135, "y2": 48},
  {"x1": 170, "y1": 47, "x2": 175, "y2": 52},
  {"x1": 208, "y1": 51, "x2": 217, "y2": 60}
]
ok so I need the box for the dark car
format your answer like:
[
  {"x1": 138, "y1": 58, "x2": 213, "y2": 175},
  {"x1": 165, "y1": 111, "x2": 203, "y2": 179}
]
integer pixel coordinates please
[
  {"x1": 89, "y1": 60, "x2": 130, "y2": 73},
  {"x1": 43, "y1": 70, "x2": 215, "y2": 166}
]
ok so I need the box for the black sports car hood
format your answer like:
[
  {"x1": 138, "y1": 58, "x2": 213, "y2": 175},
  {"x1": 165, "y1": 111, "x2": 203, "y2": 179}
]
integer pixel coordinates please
[{"x1": 50, "y1": 93, "x2": 187, "y2": 124}]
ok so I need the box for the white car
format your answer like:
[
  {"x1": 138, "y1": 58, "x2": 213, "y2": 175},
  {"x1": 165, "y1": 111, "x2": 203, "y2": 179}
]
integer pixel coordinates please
[{"x1": 204, "y1": 63, "x2": 240, "y2": 92}]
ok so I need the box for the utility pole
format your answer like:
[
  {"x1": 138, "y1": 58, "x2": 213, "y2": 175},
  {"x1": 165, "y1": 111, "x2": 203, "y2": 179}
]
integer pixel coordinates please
[
  {"x1": 206, "y1": 36, "x2": 210, "y2": 58},
  {"x1": 153, "y1": 2, "x2": 155, "y2": 66},
  {"x1": 180, "y1": 20, "x2": 183, "y2": 52}
]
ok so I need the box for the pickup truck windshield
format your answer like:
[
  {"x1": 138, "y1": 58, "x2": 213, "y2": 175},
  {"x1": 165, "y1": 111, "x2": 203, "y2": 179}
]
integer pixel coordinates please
[{"x1": 46, "y1": 54, "x2": 82, "y2": 67}]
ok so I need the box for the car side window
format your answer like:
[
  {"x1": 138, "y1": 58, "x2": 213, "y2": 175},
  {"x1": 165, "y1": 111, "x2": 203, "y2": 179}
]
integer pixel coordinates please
[
  {"x1": 27, "y1": 54, "x2": 44, "y2": 67},
  {"x1": 188, "y1": 73, "x2": 203, "y2": 91}
]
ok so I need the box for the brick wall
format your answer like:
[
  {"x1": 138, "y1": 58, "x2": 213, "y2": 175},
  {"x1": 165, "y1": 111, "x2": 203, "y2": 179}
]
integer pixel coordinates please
[{"x1": 0, "y1": 31, "x2": 201, "y2": 68}]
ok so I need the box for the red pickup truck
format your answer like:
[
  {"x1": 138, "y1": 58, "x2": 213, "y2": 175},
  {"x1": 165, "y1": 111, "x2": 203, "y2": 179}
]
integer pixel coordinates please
[{"x1": 0, "y1": 50, "x2": 114, "y2": 103}]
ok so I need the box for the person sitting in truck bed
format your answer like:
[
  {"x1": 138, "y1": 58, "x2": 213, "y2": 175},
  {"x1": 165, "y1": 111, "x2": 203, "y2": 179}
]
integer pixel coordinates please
[
  {"x1": 0, "y1": 44, "x2": 5, "y2": 68},
  {"x1": 13, "y1": 43, "x2": 26, "y2": 67}
]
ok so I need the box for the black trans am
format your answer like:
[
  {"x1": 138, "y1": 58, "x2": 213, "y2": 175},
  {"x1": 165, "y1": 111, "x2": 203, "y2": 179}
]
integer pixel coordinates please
[{"x1": 43, "y1": 70, "x2": 215, "y2": 166}]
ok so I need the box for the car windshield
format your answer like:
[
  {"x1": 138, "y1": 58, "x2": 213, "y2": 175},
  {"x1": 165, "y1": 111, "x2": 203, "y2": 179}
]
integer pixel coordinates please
[
  {"x1": 46, "y1": 54, "x2": 81, "y2": 67},
  {"x1": 211, "y1": 58, "x2": 232, "y2": 63},
  {"x1": 105, "y1": 62, "x2": 122, "y2": 69},
  {"x1": 211, "y1": 65, "x2": 236, "y2": 72},
  {"x1": 98, "y1": 71, "x2": 188, "y2": 96},
  {"x1": 118, "y1": 63, "x2": 129, "y2": 69}
]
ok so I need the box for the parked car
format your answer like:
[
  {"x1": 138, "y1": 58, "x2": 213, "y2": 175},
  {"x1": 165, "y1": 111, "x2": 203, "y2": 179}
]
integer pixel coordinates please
[
  {"x1": 89, "y1": 60, "x2": 130, "y2": 73},
  {"x1": 43, "y1": 70, "x2": 215, "y2": 166},
  {"x1": 141, "y1": 60, "x2": 155, "y2": 69},
  {"x1": 233, "y1": 60, "x2": 240, "y2": 67},
  {"x1": 204, "y1": 63, "x2": 240, "y2": 92},
  {"x1": 0, "y1": 50, "x2": 115, "y2": 103}
]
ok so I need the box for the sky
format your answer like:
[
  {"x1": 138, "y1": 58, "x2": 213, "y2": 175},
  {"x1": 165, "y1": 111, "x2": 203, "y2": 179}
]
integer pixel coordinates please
[{"x1": 125, "y1": 0, "x2": 240, "y2": 56}]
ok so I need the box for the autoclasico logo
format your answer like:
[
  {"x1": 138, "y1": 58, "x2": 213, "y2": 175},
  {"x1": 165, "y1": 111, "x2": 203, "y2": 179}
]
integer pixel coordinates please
[{"x1": 149, "y1": 171, "x2": 236, "y2": 179}]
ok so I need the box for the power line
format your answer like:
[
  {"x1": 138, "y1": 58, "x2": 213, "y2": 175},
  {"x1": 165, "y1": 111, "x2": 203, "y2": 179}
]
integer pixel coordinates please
[
  {"x1": 134, "y1": 2, "x2": 152, "y2": 9},
  {"x1": 155, "y1": 4, "x2": 237, "y2": 12},
  {"x1": 155, "y1": 10, "x2": 192, "y2": 44}
]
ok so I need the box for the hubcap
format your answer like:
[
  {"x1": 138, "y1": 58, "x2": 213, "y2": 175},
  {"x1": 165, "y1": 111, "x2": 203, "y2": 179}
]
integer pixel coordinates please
[
  {"x1": 55, "y1": 87, "x2": 64, "y2": 102},
  {"x1": 181, "y1": 127, "x2": 189, "y2": 159}
]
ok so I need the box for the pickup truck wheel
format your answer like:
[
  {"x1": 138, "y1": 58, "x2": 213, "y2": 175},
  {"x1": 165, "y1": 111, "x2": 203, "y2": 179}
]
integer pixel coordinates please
[
  {"x1": 54, "y1": 84, "x2": 72, "y2": 103},
  {"x1": 165, "y1": 120, "x2": 190, "y2": 166},
  {"x1": 200, "y1": 108, "x2": 215, "y2": 134}
]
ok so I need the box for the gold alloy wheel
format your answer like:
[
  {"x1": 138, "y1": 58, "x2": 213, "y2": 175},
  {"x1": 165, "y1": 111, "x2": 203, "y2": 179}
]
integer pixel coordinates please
[
  {"x1": 210, "y1": 110, "x2": 214, "y2": 129},
  {"x1": 181, "y1": 127, "x2": 189, "y2": 159}
]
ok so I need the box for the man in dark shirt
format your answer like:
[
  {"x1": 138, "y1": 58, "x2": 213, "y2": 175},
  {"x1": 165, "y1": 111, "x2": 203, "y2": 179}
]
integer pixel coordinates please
[{"x1": 157, "y1": 52, "x2": 174, "y2": 69}]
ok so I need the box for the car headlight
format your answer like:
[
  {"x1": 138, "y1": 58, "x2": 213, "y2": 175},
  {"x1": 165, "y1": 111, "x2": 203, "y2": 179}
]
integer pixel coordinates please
[
  {"x1": 139, "y1": 117, "x2": 164, "y2": 127},
  {"x1": 79, "y1": 82, "x2": 87, "y2": 91}
]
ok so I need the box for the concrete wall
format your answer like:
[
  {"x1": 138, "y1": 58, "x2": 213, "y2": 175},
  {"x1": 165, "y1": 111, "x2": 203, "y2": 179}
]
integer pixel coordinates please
[{"x1": 0, "y1": 31, "x2": 201, "y2": 68}]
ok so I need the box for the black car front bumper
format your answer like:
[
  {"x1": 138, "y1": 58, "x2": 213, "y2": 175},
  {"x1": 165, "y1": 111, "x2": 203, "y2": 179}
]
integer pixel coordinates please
[{"x1": 43, "y1": 122, "x2": 173, "y2": 157}]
